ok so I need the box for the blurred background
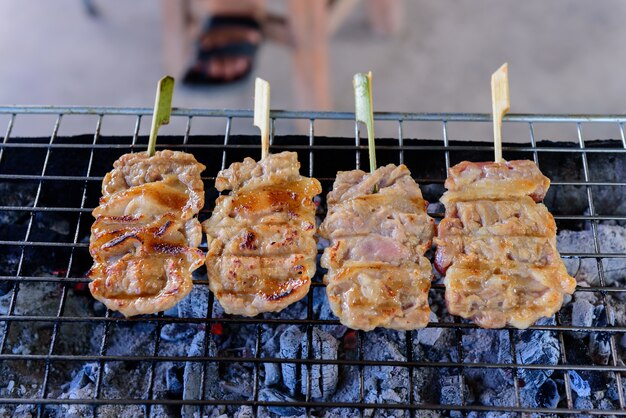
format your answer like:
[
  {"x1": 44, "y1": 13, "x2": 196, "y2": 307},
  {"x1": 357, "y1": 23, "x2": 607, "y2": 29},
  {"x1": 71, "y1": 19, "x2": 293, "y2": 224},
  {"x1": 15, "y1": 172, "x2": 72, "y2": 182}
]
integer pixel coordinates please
[{"x1": 1, "y1": 0, "x2": 626, "y2": 140}]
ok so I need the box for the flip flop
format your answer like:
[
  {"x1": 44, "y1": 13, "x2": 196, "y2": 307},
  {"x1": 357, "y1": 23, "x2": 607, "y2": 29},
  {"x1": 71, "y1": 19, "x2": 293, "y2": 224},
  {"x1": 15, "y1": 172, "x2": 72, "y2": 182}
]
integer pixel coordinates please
[{"x1": 183, "y1": 16, "x2": 262, "y2": 85}]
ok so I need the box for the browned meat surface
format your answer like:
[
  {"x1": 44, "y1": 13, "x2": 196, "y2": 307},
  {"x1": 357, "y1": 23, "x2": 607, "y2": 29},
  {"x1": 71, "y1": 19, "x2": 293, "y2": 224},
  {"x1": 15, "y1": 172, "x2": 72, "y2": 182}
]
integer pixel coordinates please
[
  {"x1": 319, "y1": 164, "x2": 435, "y2": 331},
  {"x1": 88, "y1": 151, "x2": 206, "y2": 317},
  {"x1": 203, "y1": 152, "x2": 321, "y2": 316},
  {"x1": 442, "y1": 160, "x2": 550, "y2": 203},
  {"x1": 436, "y1": 160, "x2": 576, "y2": 329}
]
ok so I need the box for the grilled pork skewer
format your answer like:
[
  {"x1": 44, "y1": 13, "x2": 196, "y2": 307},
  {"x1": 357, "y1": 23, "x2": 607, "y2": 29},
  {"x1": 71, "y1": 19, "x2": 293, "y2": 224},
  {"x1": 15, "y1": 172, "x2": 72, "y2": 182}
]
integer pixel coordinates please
[
  {"x1": 202, "y1": 78, "x2": 322, "y2": 316},
  {"x1": 436, "y1": 160, "x2": 576, "y2": 329},
  {"x1": 88, "y1": 76, "x2": 206, "y2": 316},
  {"x1": 89, "y1": 150, "x2": 206, "y2": 316},
  {"x1": 203, "y1": 152, "x2": 321, "y2": 316},
  {"x1": 318, "y1": 73, "x2": 435, "y2": 331},
  {"x1": 436, "y1": 65, "x2": 575, "y2": 329},
  {"x1": 319, "y1": 164, "x2": 435, "y2": 330}
]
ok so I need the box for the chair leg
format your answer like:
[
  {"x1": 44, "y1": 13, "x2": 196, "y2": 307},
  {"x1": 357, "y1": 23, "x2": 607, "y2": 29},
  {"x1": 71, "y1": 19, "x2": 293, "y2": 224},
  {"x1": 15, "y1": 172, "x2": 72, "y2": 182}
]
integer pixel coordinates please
[{"x1": 287, "y1": 0, "x2": 332, "y2": 111}]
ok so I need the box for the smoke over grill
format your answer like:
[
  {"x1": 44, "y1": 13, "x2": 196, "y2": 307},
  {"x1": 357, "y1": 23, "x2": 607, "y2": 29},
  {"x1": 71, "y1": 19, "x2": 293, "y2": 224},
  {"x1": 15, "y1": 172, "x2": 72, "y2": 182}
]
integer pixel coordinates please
[{"x1": 0, "y1": 108, "x2": 625, "y2": 417}]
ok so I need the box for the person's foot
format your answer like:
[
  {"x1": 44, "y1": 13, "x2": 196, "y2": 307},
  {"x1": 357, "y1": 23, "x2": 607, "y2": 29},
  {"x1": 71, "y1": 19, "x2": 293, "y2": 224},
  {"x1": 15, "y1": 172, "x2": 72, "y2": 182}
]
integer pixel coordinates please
[{"x1": 184, "y1": 16, "x2": 262, "y2": 85}]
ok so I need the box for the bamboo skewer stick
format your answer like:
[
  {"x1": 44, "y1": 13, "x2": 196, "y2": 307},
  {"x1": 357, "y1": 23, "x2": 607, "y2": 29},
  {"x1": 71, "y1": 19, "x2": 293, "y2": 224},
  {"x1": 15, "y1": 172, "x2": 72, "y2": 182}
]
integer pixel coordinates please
[
  {"x1": 353, "y1": 71, "x2": 376, "y2": 174},
  {"x1": 254, "y1": 77, "x2": 271, "y2": 160},
  {"x1": 491, "y1": 63, "x2": 510, "y2": 163},
  {"x1": 147, "y1": 75, "x2": 175, "y2": 157}
]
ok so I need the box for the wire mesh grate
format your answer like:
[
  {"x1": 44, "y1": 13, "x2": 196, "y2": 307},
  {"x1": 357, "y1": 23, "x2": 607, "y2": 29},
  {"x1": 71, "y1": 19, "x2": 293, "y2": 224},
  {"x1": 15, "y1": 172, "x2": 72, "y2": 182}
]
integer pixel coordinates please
[{"x1": 0, "y1": 106, "x2": 625, "y2": 416}]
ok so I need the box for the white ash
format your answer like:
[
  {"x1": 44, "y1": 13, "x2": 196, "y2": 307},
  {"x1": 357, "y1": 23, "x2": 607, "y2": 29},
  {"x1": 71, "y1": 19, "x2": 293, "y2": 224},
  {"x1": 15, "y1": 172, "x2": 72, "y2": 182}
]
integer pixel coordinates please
[
  {"x1": 182, "y1": 330, "x2": 221, "y2": 418},
  {"x1": 278, "y1": 325, "x2": 339, "y2": 399},
  {"x1": 415, "y1": 312, "x2": 443, "y2": 347},
  {"x1": 558, "y1": 224, "x2": 626, "y2": 289}
]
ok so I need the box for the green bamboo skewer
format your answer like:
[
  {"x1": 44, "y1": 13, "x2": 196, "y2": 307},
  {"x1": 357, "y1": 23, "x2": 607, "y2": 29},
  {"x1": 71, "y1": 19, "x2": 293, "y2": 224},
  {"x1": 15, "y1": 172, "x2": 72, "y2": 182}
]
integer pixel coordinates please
[
  {"x1": 147, "y1": 75, "x2": 175, "y2": 157},
  {"x1": 353, "y1": 72, "x2": 376, "y2": 174}
]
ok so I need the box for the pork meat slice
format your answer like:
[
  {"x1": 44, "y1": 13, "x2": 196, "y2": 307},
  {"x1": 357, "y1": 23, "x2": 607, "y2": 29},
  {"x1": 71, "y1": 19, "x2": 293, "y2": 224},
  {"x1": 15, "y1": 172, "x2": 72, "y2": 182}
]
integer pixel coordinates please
[{"x1": 442, "y1": 160, "x2": 550, "y2": 203}]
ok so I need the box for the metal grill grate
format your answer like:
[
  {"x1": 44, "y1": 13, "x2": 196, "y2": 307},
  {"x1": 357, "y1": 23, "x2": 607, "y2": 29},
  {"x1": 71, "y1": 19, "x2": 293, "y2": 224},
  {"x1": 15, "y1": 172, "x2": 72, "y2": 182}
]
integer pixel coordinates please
[{"x1": 1, "y1": 106, "x2": 626, "y2": 417}]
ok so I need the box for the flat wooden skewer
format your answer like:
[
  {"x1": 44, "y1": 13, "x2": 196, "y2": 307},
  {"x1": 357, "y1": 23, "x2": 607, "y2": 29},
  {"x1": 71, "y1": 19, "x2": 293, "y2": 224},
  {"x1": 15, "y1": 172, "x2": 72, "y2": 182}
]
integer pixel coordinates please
[
  {"x1": 147, "y1": 75, "x2": 175, "y2": 157},
  {"x1": 254, "y1": 77, "x2": 271, "y2": 160},
  {"x1": 491, "y1": 63, "x2": 510, "y2": 163},
  {"x1": 353, "y1": 71, "x2": 377, "y2": 174}
]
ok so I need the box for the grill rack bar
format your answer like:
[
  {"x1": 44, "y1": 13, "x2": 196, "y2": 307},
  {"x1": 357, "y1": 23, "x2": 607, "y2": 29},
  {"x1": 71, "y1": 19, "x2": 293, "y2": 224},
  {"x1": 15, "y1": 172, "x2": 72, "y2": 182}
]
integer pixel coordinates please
[{"x1": 1, "y1": 106, "x2": 626, "y2": 416}]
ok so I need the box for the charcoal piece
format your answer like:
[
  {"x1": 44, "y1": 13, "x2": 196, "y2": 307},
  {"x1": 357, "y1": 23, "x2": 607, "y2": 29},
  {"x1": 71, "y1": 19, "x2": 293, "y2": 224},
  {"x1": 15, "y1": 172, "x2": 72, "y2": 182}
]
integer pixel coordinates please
[
  {"x1": 278, "y1": 325, "x2": 339, "y2": 399},
  {"x1": 439, "y1": 376, "x2": 473, "y2": 406},
  {"x1": 258, "y1": 388, "x2": 305, "y2": 416},
  {"x1": 515, "y1": 318, "x2": 559, "y2": 389},
  {"x1": 176, "y1": 276, "x2": 210, "y2": 318},
  {"x1": 301, "y1": 327, "x2": 339, "y2": 399},
  {"x1": 571, "y1": 298, "x2": 595, "y2": 327},
  {"x1": 0, "y1": 182, "x2": 37, "y2": 225},
  {"x1": 160, "y1": 323, "x2": 196, "y2": 342},
  {"x1": 279, "y1": 325, "x2": 303, "y2": 396},
  {"x1": 234, "y1": 405, "x2": 255, "y2": 418},
  {"x1": 478, "y1": 387, "x2": 517, "y2": 407},
  {"x1": 568, "y1": 370, "x2": 591, "y2": 397},
  {"x1": 69, "y1": 363, "x2": 98, "y2": 390},
  {"x1": 574, "y1": 396, "x2": 594, "y2": 410},
  {"x1": 416, "y1": 313, "x2": 443, "y2": 346},
  {"x1": 536, "y1": 379, "x2": 559, "y2": 408},
  {"x1": 589, "y1": 305, "x2": 612, "y2": 365},
  {"x1": 182, "y1": 330, "x2": 220, "y2": 418},
  {"x1": 166, "y1": 365, "x2": 183, "y2": 396},
  {"x1": 558, "y1": 225, "x2": 626, "y2": 289},
  {"x1": 263, "y1": 361, "x2": 281, "y2": 387},
  {"x1": 262, "y1": 328, "x2": 282, "y2": 386}
]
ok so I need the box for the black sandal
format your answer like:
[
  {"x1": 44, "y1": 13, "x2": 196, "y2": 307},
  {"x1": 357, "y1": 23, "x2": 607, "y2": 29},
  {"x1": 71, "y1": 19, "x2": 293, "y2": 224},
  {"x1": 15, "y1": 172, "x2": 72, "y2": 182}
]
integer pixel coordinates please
[{"x1": 183, "y1": 16, "x2": 262, "y2": 85}]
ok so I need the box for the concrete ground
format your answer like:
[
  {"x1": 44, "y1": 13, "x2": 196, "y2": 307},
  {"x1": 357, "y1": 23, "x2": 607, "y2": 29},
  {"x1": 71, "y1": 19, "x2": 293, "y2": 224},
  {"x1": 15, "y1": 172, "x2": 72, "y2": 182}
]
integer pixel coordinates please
[{"x1": 1, "y1": 0, "x2": 626, "y2": 141}]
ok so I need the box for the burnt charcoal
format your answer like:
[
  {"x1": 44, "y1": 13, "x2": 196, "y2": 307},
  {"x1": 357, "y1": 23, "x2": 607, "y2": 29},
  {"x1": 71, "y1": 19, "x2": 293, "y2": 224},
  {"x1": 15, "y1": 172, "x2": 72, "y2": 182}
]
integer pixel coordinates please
[
  {"x1": 571, "y1": 298, "x2": 595, "y2": 328},
  {"x1": 0, "y1": 280, "x2": 12, "y2": 297},
  {"x1": 279, "y1": 325, "x2": 303, "y2": 396},
  {"x1": 536, "y1": 378, "x2": 559, "y2": 408},
  {"x1": 0, "y1": 246, "x2": 22, "y2": 282},
  {"x1": 478, "y1": 387, "x2": 517, "y2": 407},
  {"x1": 574, "y1": 395, "x2": 594, "y2": 411},
  {"x1": 53, "y1": 363, "x2": 98, "y2": 418},
  {"x1": 159, "y1": 323, "x2": 196, "y2": 342},
  {"x1": 234, "y1": 405, "x2": 254, "y2": 418},
  {"x1": 462, "y1": 329, "x2": 512, "y2": 387},
  {"x1": 166, "y1": 365, "x2": 183, "y2": 397},
  {"x1": 182, "y1": 330, "x2": 220, "y2": 418},
  {"x1": 301, "y1": 327, "x2": 339, "y2": 399},
  {"x1": 439, "y1": 376, "x2": 473, "y2": 409},
  {"x1": 589, "y1": 305, "x2": 612, "y2": 365},
  {"x1": 515, "y1": 318, "x2": 560, "y2": 390},
  {"x1": 279, "y1": 325, "x2": 339, "y2": 399},
  {"x1": 568, "y1": 370, "x2": 591, "y2": 397},
  {"x1": 258, "y1": 388, "x2": 305, "y2": 416},
  {"x1": 261, "y1": 326, "x2": 282, "y2": 386},
  {"x1": 32, "y1": 212, "x2": 70, "y2": 239},
  {"x1": 176, "y1": 276, "x2": 210, "y2": 318},
  {"x1": 362, "y1": 332, "x2": 410, "y2": 411},
  {"x1": 69, "y1": 363, "x2": 98, "y2": 391},
  {"x1": 416, "y1": 313, "x2": 443, "y2": 346},
  {"x1": 0, "y1": 182, "x2": 37, "y2": 225},
  {"x1": 558, "y1": 225, "x2": 626, "y2": 289}
]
